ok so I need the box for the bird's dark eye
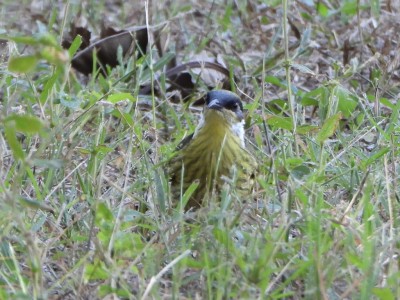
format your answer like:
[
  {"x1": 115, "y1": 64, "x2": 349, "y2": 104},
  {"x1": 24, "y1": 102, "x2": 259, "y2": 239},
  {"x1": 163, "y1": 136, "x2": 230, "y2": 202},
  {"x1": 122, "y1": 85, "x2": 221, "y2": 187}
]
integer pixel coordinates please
[{"x1": 226, "y1": 101, "x2": 240, "y2": 111}]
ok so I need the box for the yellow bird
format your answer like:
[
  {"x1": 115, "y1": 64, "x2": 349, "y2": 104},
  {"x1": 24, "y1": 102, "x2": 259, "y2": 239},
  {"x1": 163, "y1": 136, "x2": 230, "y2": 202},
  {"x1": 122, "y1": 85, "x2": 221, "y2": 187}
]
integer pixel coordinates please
[{"x1": 169, "y1": 90, "x2": 257, "y2": 208}]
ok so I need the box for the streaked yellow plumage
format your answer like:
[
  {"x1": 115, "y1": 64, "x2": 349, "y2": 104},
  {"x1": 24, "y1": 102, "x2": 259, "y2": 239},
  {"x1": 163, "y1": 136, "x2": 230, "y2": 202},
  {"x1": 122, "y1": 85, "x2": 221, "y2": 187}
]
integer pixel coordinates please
[{"x1": 169, "y1": 90, "x2": 257, "y2": 208}]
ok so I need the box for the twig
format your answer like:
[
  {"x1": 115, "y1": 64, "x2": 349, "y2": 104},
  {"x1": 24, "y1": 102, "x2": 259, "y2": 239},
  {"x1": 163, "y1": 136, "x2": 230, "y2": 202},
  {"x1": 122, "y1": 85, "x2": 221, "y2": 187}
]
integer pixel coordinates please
[{"x1": 141, "y1": 250, "x2": 191, "y2": 299}]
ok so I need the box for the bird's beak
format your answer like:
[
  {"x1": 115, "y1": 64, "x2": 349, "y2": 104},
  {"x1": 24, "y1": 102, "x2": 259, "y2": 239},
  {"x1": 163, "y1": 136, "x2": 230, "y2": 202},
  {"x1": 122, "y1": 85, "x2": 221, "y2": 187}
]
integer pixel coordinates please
[{"x1": 207, "y1": 99, "x2": 222, "y2": 110}]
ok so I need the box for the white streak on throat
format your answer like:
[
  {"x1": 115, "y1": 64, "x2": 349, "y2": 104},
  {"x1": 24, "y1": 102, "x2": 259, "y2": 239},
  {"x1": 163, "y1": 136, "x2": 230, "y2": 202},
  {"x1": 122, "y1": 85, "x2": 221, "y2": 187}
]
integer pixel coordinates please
[{"x1": 231, "y1": 119, "x2": 245, "y2": 148}]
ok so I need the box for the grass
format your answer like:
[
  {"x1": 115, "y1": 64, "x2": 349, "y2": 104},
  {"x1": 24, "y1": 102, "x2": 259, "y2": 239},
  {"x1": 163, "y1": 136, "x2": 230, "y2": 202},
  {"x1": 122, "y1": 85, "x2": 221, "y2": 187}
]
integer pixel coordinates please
[{"x1": 0, "y1": 0, "x2": 399, "y2": 299}]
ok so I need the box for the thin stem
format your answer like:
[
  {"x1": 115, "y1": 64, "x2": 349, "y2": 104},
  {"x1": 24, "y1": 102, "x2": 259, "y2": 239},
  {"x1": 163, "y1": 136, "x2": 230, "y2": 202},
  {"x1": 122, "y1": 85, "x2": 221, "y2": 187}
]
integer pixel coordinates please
[{"x1": 282, "y1": 0, "x2": 299, "y2": 156}]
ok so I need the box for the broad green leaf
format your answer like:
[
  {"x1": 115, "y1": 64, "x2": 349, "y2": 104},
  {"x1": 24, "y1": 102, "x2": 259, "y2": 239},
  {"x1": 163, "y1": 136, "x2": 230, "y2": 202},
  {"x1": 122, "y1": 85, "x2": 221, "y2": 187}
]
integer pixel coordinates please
[
  {"x1": 106, "y1": 92, "x2": 135, "y2": 103},
  {"x1": 260, "y1": 16, "x2": 269, "y2": 25},
  {"x1": 371, "y1": 0, "x2": 380, "y2": 17},
  {"x1": 95, "y1": 202, "x2": 114, "y2": 224},
  {"x1": 291, "y1": 165, "x2": 311, "y2": 179},
  {"x1": 292, "y1": 63, "x2": 315, "y2": 75},
  {"x1": 361, "y1": 147, "x2": 390, "y2": 169},
  {"x1": 265, "y1": 99, "x2": 288, "y2": 114},
  {"x1": 8, "y1": 55, "x2": 38, "y2": 73},
  {"x1": 68, "y1": 35, "x2": 82, "y2": 57},
  {"x1": 32, "y1": 159, "x2": 64, "y2": 168},
  {"x1": 213, "y1": 227, "x2": 234, "y2": 251},
  {"x1": 265, "y1": 76, "x2": 285, "y2": 88},
  {"x1": 4, "y1": 35, "x2": 37, "y2": 45},
  {"x1": 5, "y1": 114, "x2": 44, "y2": 134},
  {"x1": 356, "y1": 112, "x2": 365, "y2": 126},
  {"x1": 37, "y1": 33, "x2": 59, "y2": 47},
  {"x1": 113, "y1": 233, "x2": 136, "y2": 253},
  {"x1": 111, "y1": 110, "x2": 134, "y2": 127},
  {"x1": 301, "y1": 86, "x2": 358, "y2": 119},
  {"x1": 295, "y1": 189, "x2": 309, "y2": 205},
  {"x1": 379, "y1": 97, "x2": 394, "y2": 109},
  {"x1": 220, "y1": 3, "x2": 233, "y2": 31},
  {"x1": 93, "y1": 145, "x2": 113, "y2": 155},
  {"x1": 2, "y1": 33, "x2": 59, "y2": 47},
  {"x1": 40, "y1": 68, "x2": 62, "y2": 104},
  {"x1": 98, "y1": 285, "x2": 130, "y2": 298},
  {"x1": 372, "y1": 288, "x2": 395, "y2": 300},
  {"x1": 40, "y1": 46, "x2": 67, "y2": 65},
  {"x1": 301, "y1": 86, "x2": 327, "y2": 106},
  {"x1": 84, "y1": 260, "x2": 109, "y2": 281},
  {"x1": 264, "y1": 0, "x2": 280, "y2": 7},
  {"x1": 0, "y1": 242, "x2": 15, "y2": 271},
  {"x1": 178, "y1": 181, "x2": 199, "y2": 210},
  {"x1": 141, "y1": 52, "x2": 175, "y2": 82},
  {"x1": 317, "y1": 2, "x2": 329, "y2": 17},
  {"x1": 181, "y1": 256, "x2": 204, "y2": 268},
  {"x1": 341, "y1": 1, "x2": 357, "y2": 15},
  {"x1": 286, "y1": 158, "x2": 304, "y2": 168},
  {"x1": 316, "y1": 112, "x2": 342, "y2": 144},
  {"x1": 77, "y1": 147, "x2": 91, "y2": 155},
  {"x1": 4, "y1": 122, "x2": 25, "y2": 160},
  {"x1": 59, "y1": 92, "x2": 81, "y2": 109},
  {"x1": 296, "y1": 124, "x2": 319, "y2": 135},
  {"x1": 19, "y1": 197, "x2": 54, "y2": 212},
  {"x1": 335, "y1": 86, "x2": 358, "y2": 118},
  {"x1": 266, "y1": 115, "x2": 293, "y2": 131}
]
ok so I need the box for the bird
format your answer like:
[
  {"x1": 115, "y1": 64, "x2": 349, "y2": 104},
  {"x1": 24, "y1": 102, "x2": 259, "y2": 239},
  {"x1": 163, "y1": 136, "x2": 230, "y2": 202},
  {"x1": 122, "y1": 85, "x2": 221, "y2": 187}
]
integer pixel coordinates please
[{"x1": 168, "y1": 89, "x2": 257, "y2": 209}]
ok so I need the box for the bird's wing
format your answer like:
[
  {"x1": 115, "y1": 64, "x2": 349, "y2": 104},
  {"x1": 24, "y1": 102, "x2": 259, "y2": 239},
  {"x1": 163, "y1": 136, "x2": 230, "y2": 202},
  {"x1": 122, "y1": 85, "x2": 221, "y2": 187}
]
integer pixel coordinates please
[
  {"x1": 175, "y1": 132, "x2": 194, "y2": 151},
  {"x1": 167, "y1": 133, "x2": 195, "y2": 190},
  {"x1": 155, "y1": 132, "x2": 194, "y2": 169}
]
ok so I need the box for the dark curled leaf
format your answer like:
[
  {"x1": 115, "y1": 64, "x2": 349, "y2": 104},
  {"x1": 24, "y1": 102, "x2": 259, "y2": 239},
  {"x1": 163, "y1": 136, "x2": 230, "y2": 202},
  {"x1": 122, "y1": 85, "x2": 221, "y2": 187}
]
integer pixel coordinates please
[
  {"x1": 61, "y1": 25, "x2": 91, "y2": 50},
  {"x1": 167, "y1": 72, "x2": 195, "y2": 98},
  {"x1": 140, "y1": 61, "x2": 233, "y2": 102},
  {"x1": 342, "y1": 38, "x2": 356, "y2": 66},
  {"x1": 64, "y1": 25, "x2": 148, "y2": 76},
  {"x1": 96, "y1": 26, "x2": 147, "y2": 70},
  {"x1": 288, "y1": 18, "x2": 301, "y2": 40}
]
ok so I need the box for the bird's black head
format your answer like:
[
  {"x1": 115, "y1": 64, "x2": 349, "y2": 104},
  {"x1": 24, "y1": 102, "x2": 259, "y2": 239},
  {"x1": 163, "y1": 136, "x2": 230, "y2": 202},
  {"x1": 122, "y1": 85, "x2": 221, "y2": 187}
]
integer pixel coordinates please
[{"x1": 206, "y1": 90, "x2": 244, "y2": 120}]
